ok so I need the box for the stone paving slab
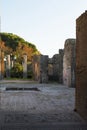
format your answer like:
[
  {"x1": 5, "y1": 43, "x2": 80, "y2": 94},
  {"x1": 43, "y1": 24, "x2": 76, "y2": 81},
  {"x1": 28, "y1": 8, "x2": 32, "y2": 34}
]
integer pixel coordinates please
[
  {"x1": 0, "y1": 81, "x2": 87, "y2": 129},
  {"x1": 0, "y1": 123, "x2": 87, "y2": 130}
]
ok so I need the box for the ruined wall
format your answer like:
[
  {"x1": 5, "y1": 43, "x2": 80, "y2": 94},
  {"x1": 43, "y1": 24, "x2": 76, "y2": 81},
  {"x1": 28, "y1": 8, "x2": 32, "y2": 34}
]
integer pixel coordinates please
[
  {"x1": 48, "y1": 54, "x2": 59, "y2": 81},
  {"x1": 52, "y1": 54, "x2": 59, "y2": 81},
  {"x1": 32, "y1": 55, "x2": 48, "y2": 83},
  {"x1": 63, "y1": 39, "x2": 76, "y2": 87},
  {"x1": 76, "y1": 11, "x2": 87, "y2": 120},
  {"x1": 58, "y1": 49, "x2": 64, "y2": 83},
  {"x1": 40, "y1": 55, "x2": 48, "y2": 83},
  {"x1": 32, "y1": 55, "x2": 40, "y2": 81},
  {"x1": 48, "y1": 50, "x2": 64, "y2": 83},
  {"x1": 22, "y1": 54, "x2": 27, "y2": 78}
]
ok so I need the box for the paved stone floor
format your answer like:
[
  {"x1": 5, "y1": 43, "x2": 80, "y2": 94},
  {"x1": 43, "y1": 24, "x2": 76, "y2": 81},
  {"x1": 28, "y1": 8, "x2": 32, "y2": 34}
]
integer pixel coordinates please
[{"x1": 0, "y1": 80, "x2": 87, "y2": 130}]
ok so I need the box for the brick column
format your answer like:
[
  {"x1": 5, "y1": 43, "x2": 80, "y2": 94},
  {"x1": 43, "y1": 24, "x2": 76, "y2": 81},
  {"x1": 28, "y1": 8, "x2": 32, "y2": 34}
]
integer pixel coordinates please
[
  {"x1": 1, "y1": 51, "x2": 4, "y2": 79},
  {"x1": 6, "y1": 55, "x2": 10, "y2": 78},
  {"x1": 22, "y1": 54, "x2": 27, "y2": 78}
]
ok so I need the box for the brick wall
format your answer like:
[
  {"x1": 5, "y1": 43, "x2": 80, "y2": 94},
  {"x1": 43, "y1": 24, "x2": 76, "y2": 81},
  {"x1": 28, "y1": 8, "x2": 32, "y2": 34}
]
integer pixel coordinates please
[
  {"x1": 76, "y1": 11, "x2": 87, "y2": 120},
  {"x1": 32, "y1": 55, "x2": 48, "y2": 83}
]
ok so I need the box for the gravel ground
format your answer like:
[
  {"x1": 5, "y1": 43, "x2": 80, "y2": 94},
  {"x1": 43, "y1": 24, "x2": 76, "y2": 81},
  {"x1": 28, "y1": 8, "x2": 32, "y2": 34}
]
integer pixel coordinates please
[{"x1": 0, "y1": 81, "x2": 87, "y2": 129}]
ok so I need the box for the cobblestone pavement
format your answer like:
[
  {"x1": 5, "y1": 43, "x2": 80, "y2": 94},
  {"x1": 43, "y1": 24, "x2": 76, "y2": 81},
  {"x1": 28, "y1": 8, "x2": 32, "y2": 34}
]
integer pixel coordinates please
[{"x1": 0, "y1": 81, "x2": 87, "y2": 130}]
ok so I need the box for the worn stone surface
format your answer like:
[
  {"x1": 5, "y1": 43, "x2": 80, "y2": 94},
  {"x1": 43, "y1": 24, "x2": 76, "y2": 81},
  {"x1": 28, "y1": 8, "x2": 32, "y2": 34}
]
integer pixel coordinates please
[
  {"x1": 32, "y1": 55, "x2": 40, "y2": 81},
  {"x1": 58, "y1": 49, "x2": 64, "y2": 83},
  {"x1": 0, "y1": 81, "x2": 86, "y2": 129},
  {"x1": 63, "y1": 39, "x2": 76, "y2": 87},
  {"x1": 48, "y1": 49, "x2": 64, "y2": 83},
  {"x1": 76, "y1": 11, "x2": 87, "y2": 121},
  {"x1": 32, "y1": 55, "x2": 48, "y2": 83},
  {"x1": 49, "y1": 54, "x2": 59, "y2": 82},
  {"x1": 40, "y1": 55, "x2": 48, "y2": 83}
]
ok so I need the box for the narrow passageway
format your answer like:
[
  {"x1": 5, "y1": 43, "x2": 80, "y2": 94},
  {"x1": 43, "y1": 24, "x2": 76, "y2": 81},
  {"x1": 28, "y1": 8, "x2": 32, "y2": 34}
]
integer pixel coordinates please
[{"x1": 0, "y1": 80, "x2": 86, "y2": 130}]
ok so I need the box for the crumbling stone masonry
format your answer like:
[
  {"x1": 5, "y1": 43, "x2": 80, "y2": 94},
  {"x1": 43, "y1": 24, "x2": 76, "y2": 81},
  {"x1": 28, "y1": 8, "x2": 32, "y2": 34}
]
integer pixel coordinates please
[
  {"x1": 75, "y1": 11, "x2": 87, "y2": 120},
  {"x1": 48, "y1": 49, "x2": 64, "y2": 83},
  {"x1": 32, "y1": 55, "x2": 48, "y2": 83},
  {"x1": 58, "y1": 49, "x2": 64, "y2": 83},
  {"x1": 32, "y1": 55, "x2": 40, "y2": 81},
  {"x1": 63, "y1": 39, "x2": 76, "y2": 87},
  {"x1": 48, "y1": 54, "x2": 59, "y2": 81}
]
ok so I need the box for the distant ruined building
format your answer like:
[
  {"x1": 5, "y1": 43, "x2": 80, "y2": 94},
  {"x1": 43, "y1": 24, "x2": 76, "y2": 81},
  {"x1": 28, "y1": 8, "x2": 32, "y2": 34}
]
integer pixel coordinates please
[{"x1": 32, "y1": 49, "x2": 64, "y2": 84}]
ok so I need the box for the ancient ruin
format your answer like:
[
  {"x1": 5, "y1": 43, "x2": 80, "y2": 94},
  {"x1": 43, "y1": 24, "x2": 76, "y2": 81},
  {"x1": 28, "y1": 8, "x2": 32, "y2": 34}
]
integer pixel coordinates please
[
  {"x1": 48, "y1": 49, "x2": 64, "y2": 83},
  {"x1": 0, "y1": 11, "x2": 87, "y2": 124},
  {"x1": 22, "y1": 54, "x2": 27, "y2": 78},
  {"x1": 6, "y1": 55, "x2": 11, "y2": 78},
  {"x1": 32, "y1": 49, "x2": 64, "y2": 83},
  {"x1": 0, "y1": 41, "x2": 5, "y2": 79},
  {"x1": 75, "y1": 11, "x2": 87, "y2": 120},
  {"x1": 32, "y1": 55, "x2": 48, "y2": 83},
  {"x1": 63, "y1": 39, "x2": 76, "y2": 87}
]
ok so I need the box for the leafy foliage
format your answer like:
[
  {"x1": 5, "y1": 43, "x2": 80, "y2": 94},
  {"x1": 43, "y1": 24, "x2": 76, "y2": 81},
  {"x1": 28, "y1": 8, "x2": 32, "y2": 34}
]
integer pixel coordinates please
[
  {"x1": 10, "y1": 63, "x2": 23, "y2": 78},
  {"x1": 1, "y1": 32, "x2": 41, "y2": 78},
  {"x1": 1, "y1": 32, "x2": 40, "y2": 61}
]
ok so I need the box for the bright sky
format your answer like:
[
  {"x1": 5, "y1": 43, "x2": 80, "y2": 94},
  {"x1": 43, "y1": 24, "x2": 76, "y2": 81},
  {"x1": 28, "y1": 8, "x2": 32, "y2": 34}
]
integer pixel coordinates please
[{"x1": 1, "y1": 0, "x2": 87, "y2": 57}]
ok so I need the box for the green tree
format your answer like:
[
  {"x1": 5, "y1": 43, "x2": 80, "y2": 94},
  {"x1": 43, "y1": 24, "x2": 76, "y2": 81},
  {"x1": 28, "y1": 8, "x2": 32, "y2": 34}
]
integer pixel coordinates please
[{"x1": 11, "y1": 63, "x2": 23, "y2": 78}]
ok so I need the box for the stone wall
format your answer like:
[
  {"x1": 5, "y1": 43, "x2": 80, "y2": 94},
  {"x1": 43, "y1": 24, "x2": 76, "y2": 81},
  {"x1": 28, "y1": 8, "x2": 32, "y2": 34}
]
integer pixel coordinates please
[
  {"x1": 75, "y1": 11, "x2": 87, "y2": 120},
  {"x1": 40, "y1": 55, "x2": 48, "y2": 83},
  {"x1": 32, "y1": 55, "x2": 48, "y2": 83},
  {"x1": 63, "y1": 39, "x2": 76, "y2": 87},
  {"x1": 58, "y1": 49, "x2": 64, "y2": 83},
  {"x1": 32, "y1": 55, "x2": 40, "y2": 81},
  {"x1": 48, "y1": 49, "x2": 64, "y2": 83},
  {"x1": 52, "y1": 54, "x2": 59, "y2": 81}
]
